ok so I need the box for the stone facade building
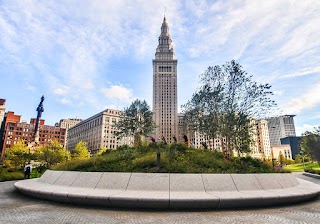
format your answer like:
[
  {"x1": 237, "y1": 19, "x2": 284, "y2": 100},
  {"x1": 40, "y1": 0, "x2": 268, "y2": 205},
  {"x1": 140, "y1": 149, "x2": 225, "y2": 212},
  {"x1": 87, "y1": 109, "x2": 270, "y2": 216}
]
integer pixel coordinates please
[
  {"x1": 67, "y1": 109, "x2": 133, "y2": 154},
  {"x1": 153, "y1": 16, "x2": 178, "y2": 144},
  {"x1": 271, "y1": 145, "x2": 292, "y2": 160},
  {"x1": 57, "y1": 118, "x2": 82, "y2": 147},
  {"x1": 249, "y1": 119, "x2": 272, "y2": 159}
]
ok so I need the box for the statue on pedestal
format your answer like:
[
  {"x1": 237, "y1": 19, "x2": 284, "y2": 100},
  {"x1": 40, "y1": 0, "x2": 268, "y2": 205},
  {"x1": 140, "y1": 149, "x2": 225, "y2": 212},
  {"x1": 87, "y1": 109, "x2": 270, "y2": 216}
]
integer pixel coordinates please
[{"x1": 33, "y1": 95, "x2": 45, "y2": 144}]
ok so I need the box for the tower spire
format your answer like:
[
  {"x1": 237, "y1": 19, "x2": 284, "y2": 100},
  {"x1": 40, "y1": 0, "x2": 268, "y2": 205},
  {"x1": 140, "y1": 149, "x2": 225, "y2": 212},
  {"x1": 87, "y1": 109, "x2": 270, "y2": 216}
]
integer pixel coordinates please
[{"x1": 156, "y1": 16, "x2": 174, "y2": 57}]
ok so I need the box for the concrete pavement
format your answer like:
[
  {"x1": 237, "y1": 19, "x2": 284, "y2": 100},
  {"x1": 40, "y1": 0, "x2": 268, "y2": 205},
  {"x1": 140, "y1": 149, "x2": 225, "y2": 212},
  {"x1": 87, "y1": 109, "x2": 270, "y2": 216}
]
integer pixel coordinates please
[{"x1": 0, "y1": 173, "x2": 320, "y2": 223}]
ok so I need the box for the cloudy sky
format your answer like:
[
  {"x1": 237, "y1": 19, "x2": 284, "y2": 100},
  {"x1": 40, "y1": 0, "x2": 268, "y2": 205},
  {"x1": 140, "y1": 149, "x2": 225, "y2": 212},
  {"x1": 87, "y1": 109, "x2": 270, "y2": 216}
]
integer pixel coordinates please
[{"x1": 1, "y1": 0, "x2": 319, "y2": 135}]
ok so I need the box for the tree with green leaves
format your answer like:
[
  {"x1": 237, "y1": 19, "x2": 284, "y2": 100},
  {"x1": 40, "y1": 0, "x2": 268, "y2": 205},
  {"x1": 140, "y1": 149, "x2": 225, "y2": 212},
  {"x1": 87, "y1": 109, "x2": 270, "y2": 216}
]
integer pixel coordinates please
[
  {"x1": 72, "y1": 141, "x2": 90, "y2": 159},
  {"x1": 183, "y1": 60, "x2": 276, "y2": 157},
  {"x1": 36, "y1": 139, "x2": 70, "y2": 167},
  {"x1": 96, "y1": 145, "x2": 110, "y2": 156},
  {"x1": 278, "y1": 151, "x2": 285, "y2": 166},
  {"x1": 115, "y1": 99, "x2": 155, "y2": 146},
  {"x1": 301, "y1": 127, "x2": 320, "y2": 164},
  {"x1": 5, "y1": 140, "x2": 29, "y2": 168}
]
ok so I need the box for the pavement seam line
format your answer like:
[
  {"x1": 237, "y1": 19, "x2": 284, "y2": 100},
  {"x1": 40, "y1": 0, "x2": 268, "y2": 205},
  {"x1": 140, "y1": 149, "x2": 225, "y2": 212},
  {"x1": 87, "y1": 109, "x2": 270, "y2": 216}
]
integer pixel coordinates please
[
  {"x1": 69, "y1": 172, "x2": 82, "y2": 187},
  {"x1": 93, "y1": 172, "x2": 104, "y2": 189},
  {"x1": 52, "y1": 171, "x2": 64, "y2": 185},
  {"x1": 125, "y1": 173, "x2": 132, "y2": 191},
  {"x1": 254, "y1": 174, "x2": 265, "y2": 190},
  {"x1": 230, "y1": 174, "x2": 239, "y2": 191}
]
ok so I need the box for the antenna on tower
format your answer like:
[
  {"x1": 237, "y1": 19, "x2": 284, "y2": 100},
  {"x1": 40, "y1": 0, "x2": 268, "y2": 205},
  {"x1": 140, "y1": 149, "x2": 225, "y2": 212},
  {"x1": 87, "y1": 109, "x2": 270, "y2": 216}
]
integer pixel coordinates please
[{"x1": 164, "y1": 5, "x2": 166, "y2": 16}]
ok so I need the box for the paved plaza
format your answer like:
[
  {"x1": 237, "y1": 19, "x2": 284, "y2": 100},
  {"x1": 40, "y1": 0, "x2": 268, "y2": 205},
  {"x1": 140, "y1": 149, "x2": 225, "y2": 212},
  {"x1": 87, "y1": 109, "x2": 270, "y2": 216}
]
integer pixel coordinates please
[{"x1": 0, "y1": 173, "x2": 319, "y2": 224}]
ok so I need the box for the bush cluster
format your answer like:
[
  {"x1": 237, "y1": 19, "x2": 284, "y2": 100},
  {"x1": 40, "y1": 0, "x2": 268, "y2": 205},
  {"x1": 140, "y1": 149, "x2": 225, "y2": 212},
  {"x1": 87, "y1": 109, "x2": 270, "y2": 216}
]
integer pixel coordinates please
[
  {"x1": 0, "y1": 169, "x2": 24, "y2": 182},
  {"x1": 53, "y1": 144, "x2": 276, "y2": 173}
]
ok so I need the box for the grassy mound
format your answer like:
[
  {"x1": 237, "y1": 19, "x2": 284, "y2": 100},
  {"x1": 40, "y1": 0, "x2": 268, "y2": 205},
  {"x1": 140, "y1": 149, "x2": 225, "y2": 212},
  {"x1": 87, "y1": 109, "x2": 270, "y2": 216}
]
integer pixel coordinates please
[{"x1": 53, "y1": 143, "x2": 277, "y2": 173}]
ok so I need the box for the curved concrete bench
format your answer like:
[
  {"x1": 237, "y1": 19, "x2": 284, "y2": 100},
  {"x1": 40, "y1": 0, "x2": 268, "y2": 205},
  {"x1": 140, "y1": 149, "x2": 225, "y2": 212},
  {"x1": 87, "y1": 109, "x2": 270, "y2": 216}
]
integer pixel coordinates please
[
  {"x1": 14, "y1": 170, "x2": 320, "y2": 209},
  {"x1": 303, "y1": 172, "x2": 320, "y2": 180}
]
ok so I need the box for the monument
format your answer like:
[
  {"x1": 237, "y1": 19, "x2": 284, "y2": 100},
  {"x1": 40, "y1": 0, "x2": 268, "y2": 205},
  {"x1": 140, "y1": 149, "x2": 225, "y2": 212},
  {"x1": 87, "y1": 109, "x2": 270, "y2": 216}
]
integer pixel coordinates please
[
  {"x1": 28, "y1": 95, "x2": 45, "y2": 152},
  {"x1": 33, "y1": 95, "x2": 45, "y2": 144}
]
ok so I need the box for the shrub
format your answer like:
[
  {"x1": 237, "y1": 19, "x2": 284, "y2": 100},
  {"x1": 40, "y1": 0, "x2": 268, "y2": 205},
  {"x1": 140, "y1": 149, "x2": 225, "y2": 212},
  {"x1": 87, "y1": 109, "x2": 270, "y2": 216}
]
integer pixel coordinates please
[
  {"x1": 53, "y1": 144, "x2": 275, "y2": 173},
  {"x1": 0, "y1": 170, "x2": 24, "y2": 182}
]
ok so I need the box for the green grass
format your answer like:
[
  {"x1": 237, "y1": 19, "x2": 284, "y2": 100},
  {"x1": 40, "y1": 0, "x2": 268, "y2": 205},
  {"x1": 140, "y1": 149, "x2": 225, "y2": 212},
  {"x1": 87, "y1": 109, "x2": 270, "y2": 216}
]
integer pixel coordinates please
[
  {"x1": 53, "y1": 143, "x2": 278, "y2": 173},
  {"x1": 0, "y1": 168, "x2": 45, "y2": 182},
  {"x1": 284, "y1": 162, "x2": 320, "y2": 172}
]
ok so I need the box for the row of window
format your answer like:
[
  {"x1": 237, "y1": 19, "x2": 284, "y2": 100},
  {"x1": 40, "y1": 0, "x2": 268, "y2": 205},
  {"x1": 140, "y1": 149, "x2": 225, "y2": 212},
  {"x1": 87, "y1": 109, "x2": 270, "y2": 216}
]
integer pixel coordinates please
[{"x1": 158, "y1": 66, "x2": 172, "y2": 72}]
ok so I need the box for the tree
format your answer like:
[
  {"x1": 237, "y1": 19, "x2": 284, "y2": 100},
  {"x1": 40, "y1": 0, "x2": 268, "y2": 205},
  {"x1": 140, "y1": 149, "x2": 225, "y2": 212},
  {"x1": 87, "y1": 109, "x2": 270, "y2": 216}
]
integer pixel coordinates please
[
  {"x1": 183, "y1": 60, "x2": 276, "y2": 157},
  {"x1": 5, "y1": 140, "x2": 29, "y2": 168},
  {"x1": 115, "y1": 99, "x2": 155, "y2": 146},
  {"x1": 36, "y1": 139, "x2": 70, "y2": 167},
  {"x1": 96, "y1": 145, "x2": 110, "y2": 156},
  {"x1": 72, "y1": 141, "x2": 90, "y2": 159},
  {"x1": 301, "y1": 127, "x2": 320, "y2": 163},
  {"x1": 278, "y1": 151, "x2": 285, "y2": 166}
]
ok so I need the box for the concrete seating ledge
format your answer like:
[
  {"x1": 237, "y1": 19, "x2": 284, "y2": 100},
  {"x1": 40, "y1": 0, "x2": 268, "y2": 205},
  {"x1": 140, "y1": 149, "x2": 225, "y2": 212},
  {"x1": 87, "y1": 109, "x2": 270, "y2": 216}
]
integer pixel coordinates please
[
  {"x1": 303, "y1": 172, "x2": 320, "y2": 180},
  {"x1": 14, "y1": 170, "x2": 320, "y2": 209}
]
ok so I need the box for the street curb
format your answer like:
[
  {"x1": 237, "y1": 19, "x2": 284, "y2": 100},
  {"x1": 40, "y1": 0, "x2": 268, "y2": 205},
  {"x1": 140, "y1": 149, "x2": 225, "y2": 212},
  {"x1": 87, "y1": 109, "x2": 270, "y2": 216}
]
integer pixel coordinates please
[{"x1": 303, "y1": 172, "x2": 320, "y2": 180}]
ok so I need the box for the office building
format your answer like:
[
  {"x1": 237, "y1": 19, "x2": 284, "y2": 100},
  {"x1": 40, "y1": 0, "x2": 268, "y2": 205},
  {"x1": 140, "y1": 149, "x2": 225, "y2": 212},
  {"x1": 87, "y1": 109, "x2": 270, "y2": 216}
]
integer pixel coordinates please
[
  {"x1": 280, "y1": 136, "x2": 301, "y2": 159},
  {"x1": 67, "y1": 109, "x2": 133, "y2": 154},
  {"x1": 271, "y1": 145, "x2": 292, "y2": 160},
  {"x1": 57, "y1": 118, "x2": 82, "y2": 147},
  {"x1": 256, "y1": 119, "x2": 272, "y2": 159},
  {"x1": 266, "y1": 115, "x2": 296, "y2": 146},
  {"x1": 153, "y1": 16, "x2": 178, "y2": 144}
]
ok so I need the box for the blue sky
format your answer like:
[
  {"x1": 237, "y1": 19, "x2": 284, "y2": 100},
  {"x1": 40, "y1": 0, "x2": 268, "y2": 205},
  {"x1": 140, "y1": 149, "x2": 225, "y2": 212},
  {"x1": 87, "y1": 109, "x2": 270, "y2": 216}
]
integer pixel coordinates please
[{"x1": 0, "y1": 0, "x2": 320, "y2": 135}]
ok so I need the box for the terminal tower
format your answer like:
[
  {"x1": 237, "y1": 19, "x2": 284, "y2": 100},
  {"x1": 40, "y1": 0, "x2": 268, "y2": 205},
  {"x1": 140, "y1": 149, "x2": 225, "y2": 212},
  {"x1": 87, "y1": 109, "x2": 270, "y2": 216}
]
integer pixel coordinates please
[{"x1": 152, "y1": 16, "x2": 178, "y2": 143}]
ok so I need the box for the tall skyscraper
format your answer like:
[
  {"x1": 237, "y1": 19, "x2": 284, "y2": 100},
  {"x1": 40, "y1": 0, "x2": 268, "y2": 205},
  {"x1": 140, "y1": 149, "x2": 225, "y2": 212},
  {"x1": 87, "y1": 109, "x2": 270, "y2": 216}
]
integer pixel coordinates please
[
  {"x1": 266, "y1": 115, "x2": 296, "y2": 146},
  {"x1": 0, "y1": 99, "x2": 5, "y2": 129},
  {"x1": 153, "y1": 16, "x2": 178, "y2": 143}
]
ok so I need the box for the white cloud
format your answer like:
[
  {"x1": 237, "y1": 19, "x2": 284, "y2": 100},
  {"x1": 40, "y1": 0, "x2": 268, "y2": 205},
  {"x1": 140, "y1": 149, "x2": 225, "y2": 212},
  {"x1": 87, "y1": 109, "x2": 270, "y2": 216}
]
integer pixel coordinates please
[
  {"x1": 279, "y1": 66, "x2": 320, "y2": 79},
  {"x1": 104, "y1": 104, "x2": 117, "y2": 110},
  {"x1": 53, "y1": 86, "x2": 70, "y2": 95},
  {"x1": 1, "y1": 0, "x2": 320, "y2": 129},
  {"x1": 284, "y1": 81, "x2": 320, "y2": 114},
  {"x1": 274, "y1": 90, "x2": 284, "y2": 96},
  {"x1": 83, "y1": 82, "x2": 94, "y2": 90},
  {"x1": 101, "y1": 85, "x2": 133, "y2": 102},
  {"x1": 295, "y1": 124, "x2": 316, "y2": 136},
  {"x1": 25, "y1": 83, "x2": 36, "y2": 92},
  {"x1": 60, "y1": 98, "x2": 71, "y2": 105}
]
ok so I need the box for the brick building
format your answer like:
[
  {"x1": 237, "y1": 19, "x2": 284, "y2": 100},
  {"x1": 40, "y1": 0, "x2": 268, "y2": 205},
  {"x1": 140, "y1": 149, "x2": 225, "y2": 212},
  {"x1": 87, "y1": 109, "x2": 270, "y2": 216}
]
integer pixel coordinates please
[{"x1": 0, "y1": 111, "x2": 66, "y2": 158}]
